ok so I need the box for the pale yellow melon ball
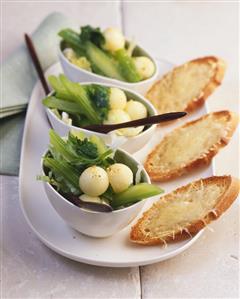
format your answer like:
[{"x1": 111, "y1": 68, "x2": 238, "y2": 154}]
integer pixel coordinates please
[
  {"x1": 79, "y1": 166, "x2": 109, "y2": 197},
  {"x1": 104, "y1": 109, "x2": 130, "y2": 125},
  {"x1": 109, "y1": 87, "x2": 127, "y2": 110},
  {"x1": 107, "y1": 163, "x2": 133, "y2": 193},
  {"x1": 133, "y1": 56, "x2": 155, "y2": 79},
  {"x1": 125, "y1": 100, "x2": 147, "y2": 120},
  {"x1": 103, "y1": 27, "x2": 125, "y2": 52}
]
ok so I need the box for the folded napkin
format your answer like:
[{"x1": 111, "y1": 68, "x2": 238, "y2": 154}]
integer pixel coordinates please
[{"x1": 0, "y1": 12, "x2": 75, "y2": 175}]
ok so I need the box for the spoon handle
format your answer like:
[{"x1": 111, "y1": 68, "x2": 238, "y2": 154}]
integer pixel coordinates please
[
  {"x1": 24, "y1": 33, "x2": 50, "y2": 95},
  {"x1": 84, "y1": 111, "x2": 187, "y2": 133}
]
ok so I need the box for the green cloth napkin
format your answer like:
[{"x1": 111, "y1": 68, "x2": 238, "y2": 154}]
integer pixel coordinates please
[{"x1": 0, "y1": 12, "x2": 75, "y2": 175}]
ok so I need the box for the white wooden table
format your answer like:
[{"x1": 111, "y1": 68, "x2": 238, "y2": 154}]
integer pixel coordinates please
[{"x1": 1, "y1": 2, "x2": 239, "y2": 298}]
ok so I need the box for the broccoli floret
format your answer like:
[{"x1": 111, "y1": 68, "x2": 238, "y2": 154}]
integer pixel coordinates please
[
  {"x1": 87, "y1": 85, "x2": 110, "y2": 121},
  {"x1": 80, "y1": 25, "x2": 105, "y2": 48}
]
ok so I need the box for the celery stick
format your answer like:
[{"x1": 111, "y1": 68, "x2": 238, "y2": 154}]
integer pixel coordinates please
[
  {"x1": 49, "y1": 129, "x2": 77, "y2": 162},
  {"x1": 48, "y1": 76, "x2": 72, "y2": 100},
  {"x1": 43, "y1": 96, "x2": 83, "y2": 114},
  {"x1": 58, "y1": 29, "x2": 84, "y2": 50},
  {"x1": 85, "y1": 41, "x2": 125, "y2": 81},
  {"x1": 59, "y1": 75, "x2": 100, "y2": 124},
  {"x1": 112, "y1": 183, "x2": 163, "y2": 208},
  {"x1": 44, "y1": 157, "x2": 80, "y2": 190},
  {"x1": 114, "y1": 49, "x2": 141, "y2": 83}
]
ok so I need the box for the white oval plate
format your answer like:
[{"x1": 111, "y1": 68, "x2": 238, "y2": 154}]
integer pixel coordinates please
[{"x1": 19, "y1": 60, "x2": 214, "y2": 267}]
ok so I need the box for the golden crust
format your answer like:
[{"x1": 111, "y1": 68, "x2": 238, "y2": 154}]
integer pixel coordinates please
[
  {"x1": 146, "y1": 56, "x2": 226, "y2": 114},
  {"x1": 130, "y1": 176, "x2": 240, "y2": 245},
  {"x1": 145, "y1": 111, "x2": 238, "y2": 182}
]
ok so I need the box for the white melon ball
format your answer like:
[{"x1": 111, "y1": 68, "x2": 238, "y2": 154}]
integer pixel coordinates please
[
  {"x1": 79, "y1": 166, "x2": 109, "y2": 197},
  {"x1": 104, "y1": 109, "x2": 130, "y2": 125},
  {"x1": 125, "y1": 100, "x2": 147, "y2": 120},
  {"x1": 103, "y1": 27, "x2": 125, "y2": 52},
  {"x1": 104, "y1": 109, "x2": 144, "y2": 136},
  {"x1": 63, "y1": 48, "x2": 76, "y2": 60},
  {"x1": 107, "y1": 163, "x2": 133, "y2": 193},
  {"x1": 118, "y1": 126, "x2": 144, "y2": 137},
  {"x1": 104, "y1": 109, "x2": 131, "y2": 136},
  {"x1": 133, "y1": 56, "x2": 155, "y2": 79},
  {"x1": 109, "y1": 87, "x2": 127, "y2": 110}
]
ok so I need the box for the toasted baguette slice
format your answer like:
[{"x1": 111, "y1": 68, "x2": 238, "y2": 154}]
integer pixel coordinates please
[
  {"x1": 130, "y1": 176, "x2": 239, "y2": 245},
  {"x1": 145, "y1": 111, "x2": 238, "y2": 181},
  {"x1": 146, "y1": 56, "x2": 226, "y2": 114}
]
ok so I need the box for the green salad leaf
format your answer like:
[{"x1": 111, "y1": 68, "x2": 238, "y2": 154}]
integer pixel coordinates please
[{"x1": 67, "y1": 133, "x2": 98, "y2": 159}]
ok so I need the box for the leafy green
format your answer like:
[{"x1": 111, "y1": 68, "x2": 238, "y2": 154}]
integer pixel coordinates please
[
  {"x1": 89, "y1": 135, "x2": 107, "y2": 155},
  {"x1": 43, "y1": 157, "x2": 81, "y2": 195},
  {"x1": 67, "y1": 133, "x2": 98, "y2": 159},
  {"x1": 86, "y1": 85, "x2": 110, "y2": 120},
  {"x1": 79, "y1": 25, "x2": 105, "y2": 47},
  {"x1": 39, "y1": 130, "x2": 117, "y2": 197}
]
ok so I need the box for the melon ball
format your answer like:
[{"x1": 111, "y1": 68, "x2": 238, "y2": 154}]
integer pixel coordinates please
[
  {"x1": 107, "y1": 163, "x2": 133, "y2": 193},
  {"x1": 104, "y1": 109, "x2": 131, "y2": 136},
  {"x1": 104, "y1": 109, "x2": 130, "y2": 125},
  {"x1": 118, "y1": 126, "x2": 144, "y2": 137},
  {"x1": 109, "y1": 87, "x2": 127, "y2": 110},
  {"x1": 125, "y1": 100, "x2": 147, "y2": 120},
  {"x1": 79, "y1": 166, "x2": 109, "y2": 196},
  {"x1": 104, "y1": 109, "x2": 144, "y2": 136},
  {"x1": 103, "y1": 27, "x2": 125, "y2": 52},
  {"x1": 133, "y1": 56, "x2": 155, "y2": 79},
  {"x1": 63, "y1": 48, "x2": 75, "y2": 60}
]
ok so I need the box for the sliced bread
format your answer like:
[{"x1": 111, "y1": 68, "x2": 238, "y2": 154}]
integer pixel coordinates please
[
  {"x1": 145, "y1": 111, "x2": 238, "y2": 181},
  {"x1": 130, "y1": 176, "x2": 239, "y2": 245},
  {"x1": 146, "y1": 56, "x2": 226, "y2": 114}
]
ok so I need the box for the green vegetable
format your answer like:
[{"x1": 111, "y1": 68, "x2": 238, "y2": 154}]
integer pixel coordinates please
[
  {"x1": 86, "y1": 85, "x2": 110, "y2": 120},
  {"x1": 43, "y1": 96, "x2": 83, "y2": 114},
  {"x1": 49, "y1": 129, "x2": 77, "y2": 162},
  {"x1": 38, "y1": 130, "x2": 163, "y2": 210},
  {"x1": 59, "y1": 28, "x2": 85, "y2": 54},
  {"x1": 114, "y1": 49, "x2": 141, "y2": 83},
  {"x1": 59, "y1": 27, "x2": 143, "y2": 83},
  {"x1": 39, "y1": 130, "x2": 116, "y2": 197},
  {"x1": 59, "y1": 75, "x2": 101, "y2": 124},
  {"x1": 85, "y1": 41, "x2": 125, "y2": 81},
  {"x1": 43, "y1": 157, "x2": 81, "y2": 194},
  {"x1": 48, "y1": 76, "x2": 73, "y2": 100},
  {"x1": 70, "y1": 130, "x2": 85, "y2": 140},
  {"x1": 46, "y1": 75, "x2": 101, "y2": 125},
  {"x1": 67, "y1": 133, "x2": 98, "y2": 159},
  {"x1": 112, "y1": 183, "x2": 163, "y2": 208},
  {"x1": 79, "y1": 25, "x2": 105, "y2": 48},
  {"x1": 90, "y1": 135, "x2": 107, "y2": 155}
]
